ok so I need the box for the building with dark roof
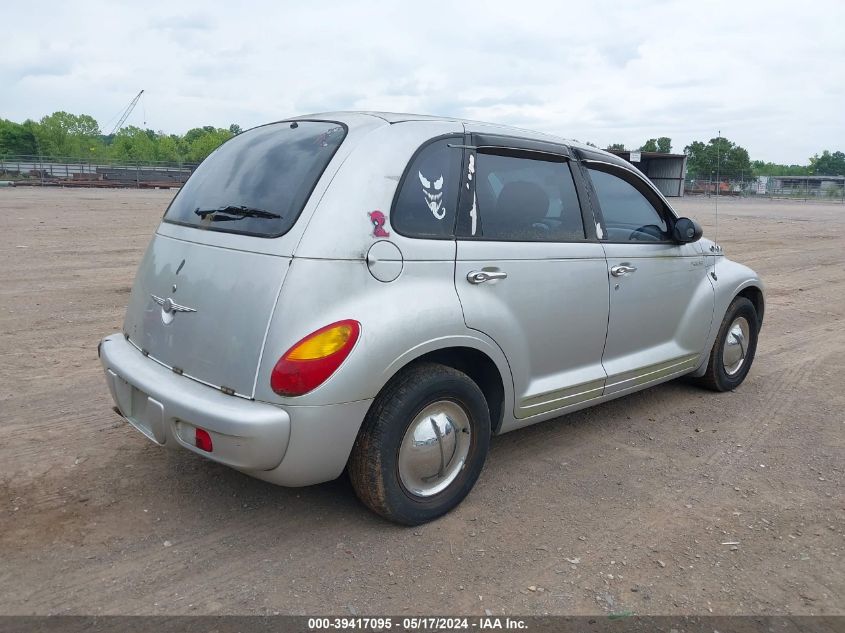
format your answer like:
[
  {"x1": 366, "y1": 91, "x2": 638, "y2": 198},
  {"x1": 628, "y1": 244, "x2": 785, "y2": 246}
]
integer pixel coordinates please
[{"x1": 606, "y1": 149, "x2": 688, "y2": 197}]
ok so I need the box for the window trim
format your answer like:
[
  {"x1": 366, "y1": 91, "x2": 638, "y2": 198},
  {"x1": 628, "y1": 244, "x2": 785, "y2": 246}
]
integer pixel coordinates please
[
  {"x1": 582, "y1": 159, "x2": 680, "y2": 245},
  {"x1": 471, "y1": 132, "x2": 575, "y2": 159},
  {"x1": 389, "y1": 133, "x2": 466, "y2": 241},
  {"x1": 161, "y1": 119, "x2": 348, "y2": 239},
  {"x1": 455, "y1": 144, "x2": 592, "y2": 244}
]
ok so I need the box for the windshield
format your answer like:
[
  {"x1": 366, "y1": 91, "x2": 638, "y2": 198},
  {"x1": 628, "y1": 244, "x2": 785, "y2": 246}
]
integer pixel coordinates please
[{"x1": 163, "y1": 120, "x2": 346, "y2": 237}]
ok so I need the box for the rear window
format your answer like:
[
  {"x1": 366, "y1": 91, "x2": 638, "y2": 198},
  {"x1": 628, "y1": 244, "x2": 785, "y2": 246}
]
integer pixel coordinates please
[
  {"x1": 392, "y1": 138, "x2": 463, "y2": 239},
  {"x1": 163, "y1": 121, "x2": 346, "y2": 237}
]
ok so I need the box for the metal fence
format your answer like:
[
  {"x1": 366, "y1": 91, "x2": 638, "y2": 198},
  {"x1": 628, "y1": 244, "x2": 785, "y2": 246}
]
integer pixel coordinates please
[
  {"x1": 684, "y1": 173, "x2": 845, "y2": 202},
  {"x1": 4, "y1": 154, "x2": 844, "y2": 202},
  {"x1": 0, "y1": 155, "x2": 198, "y2": 188}
]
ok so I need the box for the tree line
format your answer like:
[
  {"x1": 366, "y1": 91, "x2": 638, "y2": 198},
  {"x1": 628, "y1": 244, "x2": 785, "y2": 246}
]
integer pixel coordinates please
[
  {"x1": 600, "y1": 137, "x2": 844, "y2": 178},
  {"x1": 2, "y1": 111, "x2": 843, "y2": 178},
  {"x1": 0, "y1": 112, "x2": 241, "y2": 164}
]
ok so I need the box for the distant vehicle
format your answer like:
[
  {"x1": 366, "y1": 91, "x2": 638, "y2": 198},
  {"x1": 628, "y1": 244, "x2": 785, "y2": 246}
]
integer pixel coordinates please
[{"x1": 99, "y1": 112, "x2": 764, "y2": 524}]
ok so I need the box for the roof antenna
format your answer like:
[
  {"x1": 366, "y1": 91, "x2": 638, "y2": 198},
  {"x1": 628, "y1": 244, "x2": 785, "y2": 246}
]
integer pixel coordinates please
[{"x1": 712, "y1": 130, "x2": 721, "y2": 280}]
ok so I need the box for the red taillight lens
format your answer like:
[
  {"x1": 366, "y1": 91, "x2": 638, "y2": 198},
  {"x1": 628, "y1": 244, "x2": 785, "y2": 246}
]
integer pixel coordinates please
[
  {"x1": 195, "y1": 428, "x2": 213, "y2": 452},
  {"x1": 270, "y1": 320, "x2": 360, "y2": 397}
]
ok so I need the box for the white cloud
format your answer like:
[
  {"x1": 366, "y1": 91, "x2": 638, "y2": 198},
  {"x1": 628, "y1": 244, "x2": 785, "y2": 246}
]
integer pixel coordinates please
[{"x1": 1, "y1": 0, "x2": 843, "y2": 162}]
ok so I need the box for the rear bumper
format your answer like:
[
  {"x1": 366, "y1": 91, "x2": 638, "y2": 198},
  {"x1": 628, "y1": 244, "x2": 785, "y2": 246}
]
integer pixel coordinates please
[
  {"x1": 99, "y1": 333, "x2": 291, "y2": 472},
  {"x1": 98, "y1": 334, "x2": 373, "y2": 486}
]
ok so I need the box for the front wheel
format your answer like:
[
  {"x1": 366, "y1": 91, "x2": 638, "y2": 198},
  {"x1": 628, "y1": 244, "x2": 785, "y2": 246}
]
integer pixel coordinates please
[
  {"x1": 348, "y1": 363, "x2": 491, "y2": 525},
  {"x1": 695, "y1": 296, "x2": 759, "y2": 391}
]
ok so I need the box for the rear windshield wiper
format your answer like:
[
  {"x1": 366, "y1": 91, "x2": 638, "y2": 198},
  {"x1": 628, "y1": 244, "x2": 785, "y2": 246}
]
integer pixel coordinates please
[{"x1": 195, "y1": 205, "x2": 281, "y2": 221}]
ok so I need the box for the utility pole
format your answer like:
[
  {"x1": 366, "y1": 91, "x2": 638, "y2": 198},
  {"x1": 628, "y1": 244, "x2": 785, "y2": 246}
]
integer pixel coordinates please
[{"x1": 715, "y1": 130, "x2": 720, "y2": 247}]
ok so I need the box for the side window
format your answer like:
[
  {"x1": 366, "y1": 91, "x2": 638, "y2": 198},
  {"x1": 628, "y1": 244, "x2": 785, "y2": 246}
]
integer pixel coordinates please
[
  {"x1": 588, "y1": 167, "x2": 670, "y2": 242},
  {"x1": 473, "y1": 152, "x2": 585, "y2": 241},
  {"x1": 393, "y1": 138, "x2": 463, "y2": 238}
]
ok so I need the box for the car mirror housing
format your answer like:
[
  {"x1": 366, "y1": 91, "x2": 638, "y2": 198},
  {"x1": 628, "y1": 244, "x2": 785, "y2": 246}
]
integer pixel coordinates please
[{"x1": 673, "y1": 217, "x2": 703, "y2": 243}]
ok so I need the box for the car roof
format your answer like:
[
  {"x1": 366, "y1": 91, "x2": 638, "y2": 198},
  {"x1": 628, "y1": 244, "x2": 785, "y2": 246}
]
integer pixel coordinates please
[{"x1": 293, "y1": 110, "x2": 628, "y2": 166}]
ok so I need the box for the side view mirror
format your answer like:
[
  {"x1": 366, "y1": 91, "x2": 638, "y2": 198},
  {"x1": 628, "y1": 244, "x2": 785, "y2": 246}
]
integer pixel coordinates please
[{"x1": 673, "y1": 217, "x2": 703, "y2": 243}]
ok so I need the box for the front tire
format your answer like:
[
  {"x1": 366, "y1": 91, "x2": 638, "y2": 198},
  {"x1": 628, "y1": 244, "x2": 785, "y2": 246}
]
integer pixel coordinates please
[
  {"x1": 696, "y1": 296, "x2": 759, "y2": 391},
  {"x1": 348, "y1": 362, "x2": 491, "y2": 525}
]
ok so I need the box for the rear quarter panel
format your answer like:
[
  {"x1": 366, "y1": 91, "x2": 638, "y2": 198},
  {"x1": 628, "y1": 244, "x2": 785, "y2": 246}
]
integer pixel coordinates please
[{"x1": 253, "y1": 257, "x2": 514, "y2": 407}]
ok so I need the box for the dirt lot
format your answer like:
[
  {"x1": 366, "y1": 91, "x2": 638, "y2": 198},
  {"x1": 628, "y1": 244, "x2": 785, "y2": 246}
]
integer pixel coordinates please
[{"x1": 0, "y1": 188, "x2": 842, "y2": 616}]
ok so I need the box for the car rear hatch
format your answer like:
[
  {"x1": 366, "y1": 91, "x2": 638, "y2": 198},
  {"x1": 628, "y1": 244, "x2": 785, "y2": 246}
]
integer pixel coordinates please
[{"x1": 122, "y1": 120, "x2": 350, "y2": 398}]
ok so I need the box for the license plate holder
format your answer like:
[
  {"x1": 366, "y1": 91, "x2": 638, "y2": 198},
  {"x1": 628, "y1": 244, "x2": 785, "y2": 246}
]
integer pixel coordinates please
[{"x1": 112, "y1": 374, "x2": 166, "y2": 444}]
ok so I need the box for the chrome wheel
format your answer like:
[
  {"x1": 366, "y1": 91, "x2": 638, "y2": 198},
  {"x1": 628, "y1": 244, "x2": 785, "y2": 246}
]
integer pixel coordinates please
[
  {"x1": 398, "y1": 400, "x2": 472, "y2": 498},
  {"x1": 722, "y1": 316, "x2": 750, "y2": 376}
]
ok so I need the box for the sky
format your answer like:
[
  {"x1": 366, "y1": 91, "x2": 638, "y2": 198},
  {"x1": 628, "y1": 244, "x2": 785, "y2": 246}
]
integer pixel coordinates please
[{"x1": 1, "y1": 0, "x2": 843, "y2": 164}]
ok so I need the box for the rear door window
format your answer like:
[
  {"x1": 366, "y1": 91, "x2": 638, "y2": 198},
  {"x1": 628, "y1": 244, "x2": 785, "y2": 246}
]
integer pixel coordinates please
[
  {"x1": 392, "y1": 138, "x2": 463, "y2": 239},
  {"x1": 163, "y1": 121, "x2": 346, "y2": 238},
  {"x1": 471, "y1": 152, "x2": 585, "y2": 241}
]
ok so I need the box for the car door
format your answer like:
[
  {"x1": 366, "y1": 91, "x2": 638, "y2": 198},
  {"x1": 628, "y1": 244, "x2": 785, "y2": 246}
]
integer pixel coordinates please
[
  {"x1": 454, "y1": 136, "x2": 610, "y2": 426},
  {"x1": 582, "y1": 160, "x2": 714, "y2": 395}
]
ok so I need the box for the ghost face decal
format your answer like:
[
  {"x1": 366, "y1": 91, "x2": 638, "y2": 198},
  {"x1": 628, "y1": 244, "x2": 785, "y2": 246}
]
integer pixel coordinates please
[
  {"x1": 368, "y1": 210, "x2": 390, "y2": 237},
  {"x1": 418, "y1": 171, "x2": 446, "y2": 220}
]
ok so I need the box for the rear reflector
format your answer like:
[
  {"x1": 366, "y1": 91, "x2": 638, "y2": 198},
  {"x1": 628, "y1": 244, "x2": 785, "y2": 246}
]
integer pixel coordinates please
[{"x1": 195, "y1": 428, "x2": 213, "y2": 452}]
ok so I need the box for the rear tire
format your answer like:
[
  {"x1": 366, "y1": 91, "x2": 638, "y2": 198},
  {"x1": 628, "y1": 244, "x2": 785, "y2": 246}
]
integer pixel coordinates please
[
  {"x1": 348, "y1": 362, "x2": 491, "y2": 525},
  {"x1": 695, "y1": 296, "x2": 759, "y2": 392}
]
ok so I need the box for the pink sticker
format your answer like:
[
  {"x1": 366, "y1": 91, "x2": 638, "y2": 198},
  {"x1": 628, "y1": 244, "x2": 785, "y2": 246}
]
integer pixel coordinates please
[{"x1": 369, "y1": 210, "x2": 390, "y2": 238}]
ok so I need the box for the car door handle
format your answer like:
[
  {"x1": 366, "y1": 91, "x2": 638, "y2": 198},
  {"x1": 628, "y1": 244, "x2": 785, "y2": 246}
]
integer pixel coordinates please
[
  {"x1": 610, "y1": 264, "x2": 638, "y2": 277},
  {"x1": 467, "y1": 269, "x2": 508, "y2": 284}
]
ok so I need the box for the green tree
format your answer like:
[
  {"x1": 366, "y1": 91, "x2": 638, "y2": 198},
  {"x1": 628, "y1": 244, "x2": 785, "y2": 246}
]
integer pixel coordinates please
[
  {"x1": 684, "y1": 137, "x2": 751, "y2": 179},
  {"x1": 606, "y1": 143, "x2": 625, "y2": 151},
  {"x1": 35, "y1": 111, "x2": 103, "y2": 158},
  {"x1": 109, "y1": 126, "x2": 158, "y2": 162},
  {"x1": 809, "y1": 150, "x2": 845, "y2": 176},
  {"x1": 751, "y1": 160, "x2": 810, "y2": 177},
  {"x1": 639, "y1": 138, "x2": 658, "y2": 152},
  {"x1": 186, "y1": 127, "x2": 233, "y2": 162},
  {"x1": 183, "y1": 126, "x2": 216, "y2": 145},
  {"x1": 0, "y1": 119, "x2": 39, "y2": 156},
  {"x1": 638, "y1": 138, "x2": 672, "y2": 153},
  {"x1": 155, "y1": 134, "x2": 183, "y2": 163},
  {"x1": 1, "y1": 113, "x2": 245, "y2": 164}
]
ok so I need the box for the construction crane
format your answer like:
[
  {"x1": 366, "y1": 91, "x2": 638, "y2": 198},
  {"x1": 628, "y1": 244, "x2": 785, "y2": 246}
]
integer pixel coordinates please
[{"x1": 109, "y1": 90, "x2": 144, "y2": 135}]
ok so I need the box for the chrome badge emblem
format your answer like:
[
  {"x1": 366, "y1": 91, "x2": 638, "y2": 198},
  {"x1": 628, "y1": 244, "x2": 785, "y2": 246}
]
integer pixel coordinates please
[{"x1": 151, "y1": 294, "x2": 197, "y2": 325}]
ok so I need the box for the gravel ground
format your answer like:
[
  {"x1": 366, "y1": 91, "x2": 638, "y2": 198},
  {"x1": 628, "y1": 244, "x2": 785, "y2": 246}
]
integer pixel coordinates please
[{"x1": 0, "y1": 188, "x2": 842, "y2": 616}]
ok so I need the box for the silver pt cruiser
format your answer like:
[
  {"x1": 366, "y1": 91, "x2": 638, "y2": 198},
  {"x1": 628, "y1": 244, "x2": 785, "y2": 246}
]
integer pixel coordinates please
[{"x1": 99, "y1": 112, "x2": 764, "y2": 525}]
